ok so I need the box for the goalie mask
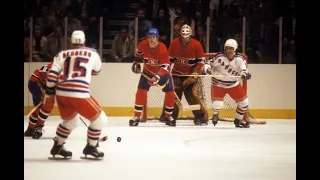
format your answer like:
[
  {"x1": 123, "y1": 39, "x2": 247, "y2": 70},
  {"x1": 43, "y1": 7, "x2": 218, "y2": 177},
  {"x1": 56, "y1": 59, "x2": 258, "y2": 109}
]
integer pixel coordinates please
[{"x1": 180, "y1": 24, "x2": 192, "y2": 44}]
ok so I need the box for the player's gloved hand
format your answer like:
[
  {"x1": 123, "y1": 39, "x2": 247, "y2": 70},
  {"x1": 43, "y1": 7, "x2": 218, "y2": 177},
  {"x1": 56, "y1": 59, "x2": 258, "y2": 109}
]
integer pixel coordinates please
[
  {"x1": 131, "y1": 61, "x2": 141, "y2": 74},
  {"x1": 147, "y1": 74, "x2": 160, "y2": 86},
  {"x1": 240, "y1": 71, "x2": 251, "y2": 80},
  {"x1": 182, "y1": 73, "x2": 198, "y2": 88},
  {"x1": 201, "y1": 64, "x2": 212, "y2": 75},
  {"x1": 43, "y1": 87, "x2": 56, "y2": 110}
]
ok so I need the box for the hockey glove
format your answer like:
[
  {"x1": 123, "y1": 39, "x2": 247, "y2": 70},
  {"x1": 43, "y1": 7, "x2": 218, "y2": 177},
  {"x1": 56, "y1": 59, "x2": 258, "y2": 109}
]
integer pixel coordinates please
[
  {"x1": 201, "y1": 64, "x2": 212, "y2": 75},
  {"x1": 147, "y1": 74, "x2": 160, "y2": 86},
  {"x1": 240, "y1": 71, "x2": 251, "y2": 80},
  {"x1": 131, "y1": 61, "x2": 141, "y2": 74},
  {"x1": 43, "y1": 86, "x2": 56, "y2": 109}
]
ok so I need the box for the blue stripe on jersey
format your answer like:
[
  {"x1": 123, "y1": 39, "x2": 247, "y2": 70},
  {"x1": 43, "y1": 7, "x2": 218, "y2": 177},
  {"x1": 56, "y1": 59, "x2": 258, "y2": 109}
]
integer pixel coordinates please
[
  {"x1": 47, "y1": 78, "x2": 58, "y2": 83},
  {"x1": 63, "y1": 79, "x2": 89, "y2": 85},
  {"x1": 56, "y1": 87, "x2": 89, "y2": 93},
  {"x1": 212, "y1": 77, "x2": 237, "y2": 84},
  {"x1": 49, "y1": 70, "x2": 59, "y2": 75}
]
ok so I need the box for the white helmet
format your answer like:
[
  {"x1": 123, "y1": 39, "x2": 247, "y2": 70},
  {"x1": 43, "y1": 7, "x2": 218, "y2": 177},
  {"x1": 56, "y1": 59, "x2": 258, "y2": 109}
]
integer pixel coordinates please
[
  {"x1": 71, "y1": 30, "x2": 86, "y2": 44},
  {"x1": 224, "y1": 39, "x2": 238, "y2": 51},
  {"x1": 180, "y1": 24, "x2": 192, "y2": 38}
]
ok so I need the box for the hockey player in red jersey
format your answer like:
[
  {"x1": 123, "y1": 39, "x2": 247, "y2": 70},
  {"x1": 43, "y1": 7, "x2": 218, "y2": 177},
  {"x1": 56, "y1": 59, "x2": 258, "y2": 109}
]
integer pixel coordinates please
[
  {"x1": 160, "y1": 24, "x2": 209, "y2": 125},
  {"x1": 45, "y1": 30, "x2": 107, "y2": 159},
  {"x1": 130, "y1": 28, "x2": 176, "y2": 126},
  {"x1": 24, "y1": 62, "x2": 54, "y2": 139}
]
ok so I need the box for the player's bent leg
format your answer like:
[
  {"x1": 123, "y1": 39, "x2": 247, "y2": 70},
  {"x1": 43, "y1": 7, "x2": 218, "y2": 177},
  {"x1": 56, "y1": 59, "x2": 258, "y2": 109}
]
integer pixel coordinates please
[
  {"x1": 32, "y1": 100, "x2": 55, "y2": 139},
  {"x1": 211, "y1": 85, "x2": 226, "y2": 126},
  {"x1": 227, "y1": 84, "x2": 250, "y2": 128},
  {"x1": 50, "y1": 114, "x2": 78, "y2": 159},
  {"x1": 83, "y1": 111, "x2": 108, "y2": 159},
  {"x1": 130, "y1": 88, "x2": 148, "y2": 126},
  {"x1": 211, "y1": 100, "x2": 224, "y2": 126},
  {"x1": 161, "y1": 75, "x2": 176, "y2": 126},
  {"x1": 24, "y1": 106, "x2": 41, "y2": 137}
]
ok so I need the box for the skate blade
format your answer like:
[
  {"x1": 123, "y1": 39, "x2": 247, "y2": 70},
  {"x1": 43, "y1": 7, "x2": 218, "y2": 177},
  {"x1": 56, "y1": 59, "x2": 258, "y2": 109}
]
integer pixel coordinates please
[
  {"x1": 48, "y1": 156, "x2": 72, "y2": 160},
  {"x1": 80, "y1": 155, "x2": 103, "y2": 160}
]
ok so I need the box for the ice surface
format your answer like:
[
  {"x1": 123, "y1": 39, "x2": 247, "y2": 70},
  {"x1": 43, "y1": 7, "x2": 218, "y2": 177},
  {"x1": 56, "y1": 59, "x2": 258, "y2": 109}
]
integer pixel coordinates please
[{"x1": 24, "y1": 116, "x2": 296, "y2": 180}]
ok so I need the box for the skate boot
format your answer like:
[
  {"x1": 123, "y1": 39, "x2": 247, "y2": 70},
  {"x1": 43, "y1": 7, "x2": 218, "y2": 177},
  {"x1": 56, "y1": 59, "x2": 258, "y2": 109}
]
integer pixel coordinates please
[
  {"x1": 82, "y1": 142, "x2": 104, "y2": 160},
  {"x1": 24, "y1": 126, "x2": 34, "y2": 137},
  {"x1": 129, "y1": 116, "x2": 140, "y2": 126},
  {"x1": 193, "y1": 118, "x2": 208, "y2": 126},
  {"x1": 211, "y1": 114, "x2": 219, "y2": 126},
  {"x1": 32, "y1": 124, "x2": 44, "y2": 139},
  {"x1": 164, "y1": 116, "x2": 176, "y2": 127},
  {"x1": 234, "y1": 119, "x2": 250, "y2": 128},
  {"x1": 49, "y1": 137, "x2": 72, "y2": 160}
]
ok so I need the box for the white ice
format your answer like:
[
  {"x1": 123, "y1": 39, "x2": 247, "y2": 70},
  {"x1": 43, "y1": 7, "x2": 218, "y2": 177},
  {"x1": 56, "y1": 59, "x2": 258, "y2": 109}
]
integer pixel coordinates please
[{"x1": 24, "y1": 116, "x2": 296, "y2": 180}]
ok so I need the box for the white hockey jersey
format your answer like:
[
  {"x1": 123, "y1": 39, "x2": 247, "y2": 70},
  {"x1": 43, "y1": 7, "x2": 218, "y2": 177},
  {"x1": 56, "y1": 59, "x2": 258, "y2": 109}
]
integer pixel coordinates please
[
  {"x1": 46, "y1": 47, "x2": 101, "y2": 98},
  {"x1": 209, "y1": 53, "x2": 248, "y2": 88}
]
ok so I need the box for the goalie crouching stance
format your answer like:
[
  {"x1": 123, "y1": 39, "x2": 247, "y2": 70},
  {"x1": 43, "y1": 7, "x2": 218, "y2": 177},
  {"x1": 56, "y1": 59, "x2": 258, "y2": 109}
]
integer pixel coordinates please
[
  {"x1": 160, "y1": 24, "x2": 209, "y2": 126},
  {"x1": 204, "y1": 39, "x2": 251, "y2": 128},
  {"x1": 129, "y1": 28, "x2": 176, "y2": 127}
]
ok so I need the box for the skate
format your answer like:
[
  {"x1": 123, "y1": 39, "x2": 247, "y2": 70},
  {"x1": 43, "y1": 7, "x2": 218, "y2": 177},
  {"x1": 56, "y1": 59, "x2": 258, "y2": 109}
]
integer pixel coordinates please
[
  {"x1": 48, "y1": 137, "x2": 72, "y2": 160},
  {"x1": 32, "y1": 124, "x2": 44, "y2": 139},
  {"x1": 81, "y1": 142, "x2": 104, "y2": 160},
  {"x1": 164, "y1": 117, "x2": 176, "y2": 127},
  {"x1": 129, "y1": 117, "x2": 140, "y2": 126},
  {"x1": 193, "y1": 118, "x2": 208, "y2": 126},
  {"x1": 24, "y1": 126, "x2": 34, "y2": 137},
  {"x1": 211, "y1": 114, "x2": 219, "y2": 126},
  {"x1": 234, "y1": 119, "x2": 250, "y2": 128}
]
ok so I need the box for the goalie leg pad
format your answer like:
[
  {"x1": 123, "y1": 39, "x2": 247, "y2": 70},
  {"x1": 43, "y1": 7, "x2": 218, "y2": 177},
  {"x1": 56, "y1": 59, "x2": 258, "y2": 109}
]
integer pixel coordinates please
[{"x1": 191, "y1": 81, "x2": 209, "y2": 122}]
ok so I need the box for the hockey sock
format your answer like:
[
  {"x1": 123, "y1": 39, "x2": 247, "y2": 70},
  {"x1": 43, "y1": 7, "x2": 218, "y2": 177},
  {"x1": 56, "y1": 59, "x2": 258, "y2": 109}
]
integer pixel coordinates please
[
  {"x1": 36, "y1": 107, "x2": 51, "y2": 126},
  {"x1": 88, "y1": 111, "x2": 107, "y2": 146},
  {"x1": 164, "y1": 91, "x2": 175, "y2": 118},
  {"x1": 55, "y1": 124, "x2": 71, "y2": 145},
  {"x1": 235, "y1": 98, "x2": 249, "y2": 120},
  {"x1": 134, "y1": 89, "x2": 147, "y2": 117},
  {"x1": 28, "y1": 107, "x2": 40, "y2": 128},
  {"x1": 212, "y1": 100, "x2": 224, "y2": 115}
]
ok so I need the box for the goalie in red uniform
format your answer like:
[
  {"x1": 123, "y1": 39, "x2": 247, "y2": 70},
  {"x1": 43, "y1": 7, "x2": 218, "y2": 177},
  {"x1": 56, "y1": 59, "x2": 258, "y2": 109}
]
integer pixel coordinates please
[
  {"x1": 130, "y1": 28, "x2": 176, "y2": 126},
  {"x1": 24, "y1": 62, "x2": 54, "y2": 139},
  {"x1": 160, "y1": 24, "x2": 209, "y2": 126}
]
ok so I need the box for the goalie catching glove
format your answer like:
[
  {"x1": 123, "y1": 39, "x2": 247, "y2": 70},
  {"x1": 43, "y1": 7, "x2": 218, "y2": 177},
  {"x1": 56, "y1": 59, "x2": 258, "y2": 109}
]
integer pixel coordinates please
[{"x1": 131, "y1": 61, "x2": 141, "y2": 74}]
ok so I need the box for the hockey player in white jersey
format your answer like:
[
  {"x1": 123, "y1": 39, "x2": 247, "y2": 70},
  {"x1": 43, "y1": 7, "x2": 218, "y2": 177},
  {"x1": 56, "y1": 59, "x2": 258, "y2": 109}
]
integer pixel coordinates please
[
  {"x1": 203, "y1": 39, "x2": 251, "y2": 128},
  {"x1": 44, "y1": 30, "x2": 108, "y2": 159}
]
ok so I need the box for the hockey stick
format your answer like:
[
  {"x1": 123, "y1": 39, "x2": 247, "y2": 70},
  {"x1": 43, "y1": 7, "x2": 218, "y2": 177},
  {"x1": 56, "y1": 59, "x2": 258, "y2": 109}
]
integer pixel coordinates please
[
  {"x1": 140, "y1": 73, "x2": 200, "y2": 111},
  {"x1": 26, "y1": 103, "x2": 42, "y2": 118},
  {"x1": 172, "y1": 74, "x2": 241, "y2": 78},
  {"x1": 79, "y1": 116, "x2": 108, "y2": 142}
]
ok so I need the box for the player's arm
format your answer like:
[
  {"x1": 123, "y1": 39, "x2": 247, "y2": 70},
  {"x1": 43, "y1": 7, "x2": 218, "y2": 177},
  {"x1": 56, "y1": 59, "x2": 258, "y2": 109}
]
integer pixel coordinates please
[
  {"x1": 46, "y1": 53, "x2": 64, "y2": 95},
  {"x1": 193, "y1": 41, "x2": 206, "y2": 74},
  {"x1": 131, "y1": 43, "x2": 143, "y2": 74},
  {"x1": 148, "y1": 47, "x2": 170, "y2": 85},
  {"x1": 92, "y1": 52, "x2": 102, "y2": 76},
  {"x1": 237, "y1": 54, "x2": 251, "y2": 80}
]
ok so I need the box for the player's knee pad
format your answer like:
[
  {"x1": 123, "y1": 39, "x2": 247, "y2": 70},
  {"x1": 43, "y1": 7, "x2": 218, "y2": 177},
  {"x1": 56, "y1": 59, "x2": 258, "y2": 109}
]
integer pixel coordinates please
[
  {"x1": 238, "y1": 98, "x2": 249, "y2": 109},
  {"x1": 61, "y1": 114, "x2": 79, "y2": 131},
  {"x1": 89, "y1": 111, "x2": 108, "y2": 130},
  {"x1": 212, "y1": 100, "x2": 224, "y2": 110}
]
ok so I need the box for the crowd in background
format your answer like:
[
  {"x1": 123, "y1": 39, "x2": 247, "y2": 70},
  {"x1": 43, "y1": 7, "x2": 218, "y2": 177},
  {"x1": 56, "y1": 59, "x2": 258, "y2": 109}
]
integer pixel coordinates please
[{"x1": 24, "y1": 0, "x2": 296, "y2": 64}]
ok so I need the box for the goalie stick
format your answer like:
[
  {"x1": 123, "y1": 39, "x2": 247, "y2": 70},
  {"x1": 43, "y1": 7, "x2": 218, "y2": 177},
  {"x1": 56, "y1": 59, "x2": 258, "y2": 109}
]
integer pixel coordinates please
[{"x1": 140, "y1": 73, "x2": 200, "y2": 111}]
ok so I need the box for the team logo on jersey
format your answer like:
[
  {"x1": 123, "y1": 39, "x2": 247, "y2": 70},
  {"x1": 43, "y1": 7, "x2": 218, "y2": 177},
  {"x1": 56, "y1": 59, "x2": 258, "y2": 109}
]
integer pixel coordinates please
[
  {"x1": 144, "y1": 58, "x2": 159, "y2": 65},
  {"x1": 176, "y1": 57, "x2": 196, "y2": 65}
]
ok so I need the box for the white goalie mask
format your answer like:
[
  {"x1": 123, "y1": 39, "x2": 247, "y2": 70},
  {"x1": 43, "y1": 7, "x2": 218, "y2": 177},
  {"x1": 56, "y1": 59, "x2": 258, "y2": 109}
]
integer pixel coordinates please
[{"x1": 180, "y1": 24, "x2": 192, "y2": 39}]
